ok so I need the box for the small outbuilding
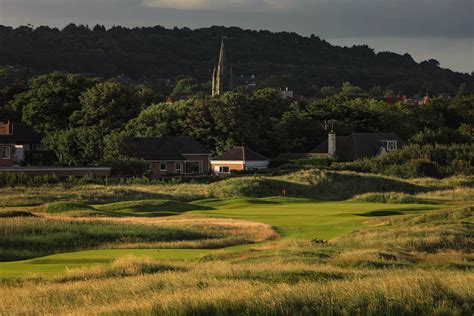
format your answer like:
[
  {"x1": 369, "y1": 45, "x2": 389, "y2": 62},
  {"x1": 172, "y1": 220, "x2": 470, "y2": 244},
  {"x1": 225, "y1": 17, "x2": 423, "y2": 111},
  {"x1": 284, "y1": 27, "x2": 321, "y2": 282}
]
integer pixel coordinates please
[{"x1": 211, "y1": 146, "x2": 270, "y2": 176}]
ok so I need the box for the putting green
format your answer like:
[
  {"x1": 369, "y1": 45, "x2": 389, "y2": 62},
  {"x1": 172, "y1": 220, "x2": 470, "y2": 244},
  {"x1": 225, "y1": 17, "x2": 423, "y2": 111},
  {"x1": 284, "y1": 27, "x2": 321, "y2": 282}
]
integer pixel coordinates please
[{"x1": 0, "y1": 198, "x2": 442, "y2": 277}]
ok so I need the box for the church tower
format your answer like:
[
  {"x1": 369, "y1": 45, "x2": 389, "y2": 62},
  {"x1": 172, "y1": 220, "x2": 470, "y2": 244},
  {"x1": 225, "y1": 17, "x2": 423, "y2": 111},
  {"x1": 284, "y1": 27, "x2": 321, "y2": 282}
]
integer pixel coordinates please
[{"x1": 212, "y1": 38, "x2": 233, "y2": 97}]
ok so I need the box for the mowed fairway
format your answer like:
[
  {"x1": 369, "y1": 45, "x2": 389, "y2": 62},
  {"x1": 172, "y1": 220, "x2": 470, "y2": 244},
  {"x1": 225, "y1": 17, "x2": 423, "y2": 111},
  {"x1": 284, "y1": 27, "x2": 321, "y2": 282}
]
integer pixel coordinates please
[
  {"x1": 192, "y1": 197, "x2": 441, "y2": 239},
  {"x1": 0, "y1": 249, "x2": 214, "y2": 277},
  {"x1": 0, "y1": 197, "x2": 441, "y2": 277}
]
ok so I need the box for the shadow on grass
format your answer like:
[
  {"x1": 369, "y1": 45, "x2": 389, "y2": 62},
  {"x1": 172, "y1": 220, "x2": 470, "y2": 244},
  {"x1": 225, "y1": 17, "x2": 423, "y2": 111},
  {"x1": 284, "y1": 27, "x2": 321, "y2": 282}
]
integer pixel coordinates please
[
  {"x1": 0, "y1": 211, "x2": 37, "y2": 218},
  {"x1": 356, "y1": 210, "x2": 404, "y2": 217}
]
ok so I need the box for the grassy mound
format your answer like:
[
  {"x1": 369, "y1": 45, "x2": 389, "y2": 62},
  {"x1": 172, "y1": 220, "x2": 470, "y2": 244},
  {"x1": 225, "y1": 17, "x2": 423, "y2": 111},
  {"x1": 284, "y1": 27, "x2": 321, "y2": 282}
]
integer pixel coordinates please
[
  {"x1": 43, "y1": 202, "x2": 96, "y2": 213},
  {"x1": 95, "y1": 199, "x2": 211, "y2": 216},
  {"x1": 39, "y1": 200, "x2": 212, "y2": 217},
  {"x1": 335, "y1": 205, "x2": 474, "y2": 253},
  {"x1": 209, "y1": 170, "x2": 427, "y2": 200},
  {"x1": 352, "y1": 192, "x2": 432, "y2": 204}
]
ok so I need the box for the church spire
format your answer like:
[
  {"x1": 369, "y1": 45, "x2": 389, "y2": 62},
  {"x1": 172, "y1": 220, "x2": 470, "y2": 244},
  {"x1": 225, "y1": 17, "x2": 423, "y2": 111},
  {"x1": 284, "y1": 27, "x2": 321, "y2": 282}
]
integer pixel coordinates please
[
  {"x1": 217, "y1": 37, "x2": 226, "y2": 74},
  {"x1": 212, "y1": 37, "x2": 233, "y2": 97}
]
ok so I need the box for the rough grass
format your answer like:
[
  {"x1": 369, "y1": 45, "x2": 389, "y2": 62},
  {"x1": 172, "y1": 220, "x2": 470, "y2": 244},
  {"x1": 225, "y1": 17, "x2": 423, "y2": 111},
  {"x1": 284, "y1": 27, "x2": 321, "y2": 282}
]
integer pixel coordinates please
[
  {"x1": 0, "y1": 172, "x2": 470, "y2": 208},
  {"x1": 333, "y1": 205, "x2": 474, "y2": 253},
  {"x1": 0, "y1": 172, "x2": 472, "y2": 314},
  {"x1": 0, "y1": 183, "x2": 209, "y2": 207},
  {"x1": 0, "y1": 214, "x2": 277, "y2": 261},
  {"x1": 352, "y1": 192, "x2": 433, "y2": 204},
  {"x1": 0, "y1": 216, "x2": 212, "y2": 261},
  {"x1": 0, "y1": 204, "x2": 472, "y2": 314},
  {"x1": 209, "y1": 170, "x2": 430, "y2": 200},
  {"x1": 57, "y1": 255, "x2": 184, "y2": 282},
  {"x1": 0, "y1": 262, "x2": 471, "y2": 315},
  {"x1": 353, "y1": 187, "x2": 474, "y2": 204}
]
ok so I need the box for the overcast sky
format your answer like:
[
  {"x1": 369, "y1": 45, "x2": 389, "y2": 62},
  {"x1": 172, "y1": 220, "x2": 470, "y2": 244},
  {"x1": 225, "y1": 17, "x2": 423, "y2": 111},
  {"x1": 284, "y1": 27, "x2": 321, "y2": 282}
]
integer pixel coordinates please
[{"x1": 1, "y1": 0, "x2": 473, "y2": 72}]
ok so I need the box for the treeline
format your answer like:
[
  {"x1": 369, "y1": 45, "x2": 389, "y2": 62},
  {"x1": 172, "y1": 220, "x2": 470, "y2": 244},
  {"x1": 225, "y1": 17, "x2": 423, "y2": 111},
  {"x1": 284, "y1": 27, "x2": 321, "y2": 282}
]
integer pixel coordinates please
[
  {"x1": 0, "y1": 24, "x2": 473, "y2": 96},
  {"x1": 1, "y1": 72, "x2": 472, "y2": 171}
]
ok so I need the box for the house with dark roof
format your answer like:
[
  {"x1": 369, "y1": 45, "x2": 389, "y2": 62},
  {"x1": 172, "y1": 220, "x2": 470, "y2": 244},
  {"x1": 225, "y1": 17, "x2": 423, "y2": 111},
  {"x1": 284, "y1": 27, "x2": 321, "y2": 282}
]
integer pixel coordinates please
[
  {"x1": 310, "y1": 132, "x2": 406, "y2": 161},
  {"x1": 210, "y1": 146, "x2": 270, "y2": 176},
  {"x1": 0, "y1": 121, "x2": 44, "y2": 167},
  {"x1": 126, "y1": 137, "x2": 212, "y2": 176}
]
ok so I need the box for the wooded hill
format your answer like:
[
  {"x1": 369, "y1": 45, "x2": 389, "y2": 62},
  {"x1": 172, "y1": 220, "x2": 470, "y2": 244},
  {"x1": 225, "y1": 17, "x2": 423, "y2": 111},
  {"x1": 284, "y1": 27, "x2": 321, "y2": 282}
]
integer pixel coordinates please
[{"x1": 0, "y1": 24, "x2": 472, "y2": 96}]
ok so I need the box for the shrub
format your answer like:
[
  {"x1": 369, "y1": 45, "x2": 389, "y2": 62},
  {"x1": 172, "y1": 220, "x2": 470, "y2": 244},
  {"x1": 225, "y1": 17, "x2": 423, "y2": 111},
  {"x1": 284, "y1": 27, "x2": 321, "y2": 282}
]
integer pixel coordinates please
[
  {"x1": 101, "y1": 156, "x2": 149, "y2": 177},
  {"x1": 333, "y1": 144, "x2": 473, "y2": 178},
  {"x1": 0, "y1": 172, "x2": 60, "y2": 187}
]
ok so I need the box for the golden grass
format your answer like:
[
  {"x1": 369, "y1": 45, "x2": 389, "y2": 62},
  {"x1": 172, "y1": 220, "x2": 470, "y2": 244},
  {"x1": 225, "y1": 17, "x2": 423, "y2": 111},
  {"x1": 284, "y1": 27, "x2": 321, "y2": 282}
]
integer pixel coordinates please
[
  {"x1": 0, "y1": 204, "x2": 472, "y2": 315},
  {"x1": 39, "y1": 214, "x2": 279, "y2": 249},
  {"x1": 0, "y1": 259, "x2": 471, "y2": 315},
  {"x1": 0, "y1": 174, "x2": 472, "y2": 314},
  {"x1": 416, "y1": 187, "x2": 474, "y2": 202},
  {"x1": 0, "y1": 183, "x2": 209, "y2": 207}
]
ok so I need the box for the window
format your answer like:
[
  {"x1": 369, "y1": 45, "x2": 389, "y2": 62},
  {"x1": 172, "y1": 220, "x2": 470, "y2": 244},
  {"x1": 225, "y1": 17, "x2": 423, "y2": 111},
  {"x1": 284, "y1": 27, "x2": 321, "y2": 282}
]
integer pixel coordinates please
[
  {"x1": 381, "y1": 140, "x2": 398, "y2": 152},
  {"x1": 386, "y1": 141, "x2": 398, "y2": 151},
  {"x1": 185, "y1": 161, "x2": 202, "y2": 174},
  {"x1": 1, "y1": 146, "x2": 10, "y2": 159},
  {"x1": 175, "y1": 162, "x2": 182, "y2": 173},
  {"x1": 219, "y1": 166, "x2": 230, "y2": 173},
  {"x1": 160, "y1": 162, "x2": 167, "y2": 172}
]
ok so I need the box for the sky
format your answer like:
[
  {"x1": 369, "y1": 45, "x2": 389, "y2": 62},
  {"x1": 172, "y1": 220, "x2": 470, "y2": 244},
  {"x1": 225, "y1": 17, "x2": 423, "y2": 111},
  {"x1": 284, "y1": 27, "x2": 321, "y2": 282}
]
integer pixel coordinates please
[{"x1": 1, "y1": 0, "x2": 473, "y2": 73}]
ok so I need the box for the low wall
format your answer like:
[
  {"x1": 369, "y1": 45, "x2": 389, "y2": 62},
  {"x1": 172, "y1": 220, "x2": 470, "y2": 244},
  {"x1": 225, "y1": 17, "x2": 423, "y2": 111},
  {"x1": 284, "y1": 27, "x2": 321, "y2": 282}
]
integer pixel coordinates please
[{"x1": 0, "y1": 167, "x2": 112, "y2": 178}]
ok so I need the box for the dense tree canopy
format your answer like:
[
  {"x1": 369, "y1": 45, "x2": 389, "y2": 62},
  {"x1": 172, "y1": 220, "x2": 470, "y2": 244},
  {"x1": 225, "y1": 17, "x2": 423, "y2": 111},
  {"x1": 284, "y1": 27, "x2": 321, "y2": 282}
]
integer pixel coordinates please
[{"x1": 0, "y1": 24, "x2": 473, "y2": 96}]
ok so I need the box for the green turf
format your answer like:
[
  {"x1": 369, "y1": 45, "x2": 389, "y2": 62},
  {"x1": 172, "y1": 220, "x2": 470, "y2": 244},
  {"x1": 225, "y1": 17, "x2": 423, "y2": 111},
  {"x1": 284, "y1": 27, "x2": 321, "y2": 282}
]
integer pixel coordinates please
[
  {"x1": 0, "y1": 197, "x2": 442, "y2": 277},
  {"x1": 191, "y1": 197, "x2": 441, "y2": 239},
  {"x1": 0, "y1": 249, "x2": 215, "y2": 277}
]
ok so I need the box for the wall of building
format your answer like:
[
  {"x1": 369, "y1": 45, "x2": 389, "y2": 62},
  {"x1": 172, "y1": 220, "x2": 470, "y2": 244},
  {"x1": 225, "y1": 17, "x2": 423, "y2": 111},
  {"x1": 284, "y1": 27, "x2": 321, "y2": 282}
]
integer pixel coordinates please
[
  {"x1": 0, "y1": 145, "x2": 13, "y2": 167},
  {"x1": 246, "y1": 161, "x2": 270, "y2": 169},
  {"x1": 211, "y1": 162, "x2": 244, "y2": 175},
  {"x1": 150, "y1": 161, "x2": 182, "y2": 176},
  {"x1": 150, "y1": 156, "x2": 210, "y2": 176},
  {"x1": 182, "y1": 155, "x2": 210, "y2": 174},
  {"x1": 0, "y1": 122, "x2": 12, "y2": 135}
]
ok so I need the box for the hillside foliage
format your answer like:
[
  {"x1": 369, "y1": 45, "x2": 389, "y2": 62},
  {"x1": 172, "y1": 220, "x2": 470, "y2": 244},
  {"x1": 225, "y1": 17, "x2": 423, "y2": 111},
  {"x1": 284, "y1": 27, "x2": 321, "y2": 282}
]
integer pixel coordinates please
[{"x1": 1, "y1": 24, "x2": 473, "y2": 96}]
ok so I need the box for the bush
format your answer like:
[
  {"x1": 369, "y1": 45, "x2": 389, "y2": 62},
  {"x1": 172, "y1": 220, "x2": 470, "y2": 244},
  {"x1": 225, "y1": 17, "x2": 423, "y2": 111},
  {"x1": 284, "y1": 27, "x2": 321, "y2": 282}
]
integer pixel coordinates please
[
  {"x1": 101, "y1": 156, "x2": 149, "y2": 177},
  {"x1": 333, "y1": 144, "x2": 473, "y2": 178},
  {"x1": 0, "y1": 172, "x2": 60, "y2": 187}
]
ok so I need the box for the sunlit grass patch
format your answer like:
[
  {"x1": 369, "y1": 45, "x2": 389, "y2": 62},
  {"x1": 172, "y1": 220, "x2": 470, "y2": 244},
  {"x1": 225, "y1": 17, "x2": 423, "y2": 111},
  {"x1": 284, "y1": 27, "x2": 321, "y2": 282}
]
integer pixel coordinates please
[{"x1": 57, "y1": 255, "x2": 184, "y2": 282}]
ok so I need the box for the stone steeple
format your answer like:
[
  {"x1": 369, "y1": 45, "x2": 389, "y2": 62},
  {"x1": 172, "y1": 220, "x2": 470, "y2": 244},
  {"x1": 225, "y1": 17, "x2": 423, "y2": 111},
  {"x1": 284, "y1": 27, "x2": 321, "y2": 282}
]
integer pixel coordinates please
[{"x1": 212, "y1": 37, "x2": 233, "y2": 97}]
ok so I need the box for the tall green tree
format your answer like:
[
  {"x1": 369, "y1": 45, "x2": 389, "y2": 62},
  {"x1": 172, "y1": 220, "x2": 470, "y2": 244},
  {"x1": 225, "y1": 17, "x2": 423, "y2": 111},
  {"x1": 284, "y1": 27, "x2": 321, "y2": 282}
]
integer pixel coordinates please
[
  {"x1": 10, "y1": 73, "x2": 94, "y2": 133},
  {"x1": 76, "y1": 81, "x2": 141, "y2": 133},
  {"x1": 43, "y1": 127, "x2": 104, "y2": 166}
]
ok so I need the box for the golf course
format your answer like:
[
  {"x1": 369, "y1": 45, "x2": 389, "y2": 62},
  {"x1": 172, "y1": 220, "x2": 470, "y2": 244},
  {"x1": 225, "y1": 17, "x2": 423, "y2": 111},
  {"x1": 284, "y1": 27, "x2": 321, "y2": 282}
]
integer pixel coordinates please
[
  {"x1": 0, "y1": 171, "x2": 472, "y2": 314},
  {"x1": 0, "y1": 197, "x2": 441, "y2": 277}
]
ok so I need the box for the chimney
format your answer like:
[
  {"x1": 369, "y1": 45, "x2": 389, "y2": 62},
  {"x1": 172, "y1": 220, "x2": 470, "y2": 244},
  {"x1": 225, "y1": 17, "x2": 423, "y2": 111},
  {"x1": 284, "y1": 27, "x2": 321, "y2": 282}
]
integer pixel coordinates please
[{"x1": 328, "y1": 130, "x2": 336, "y2": 157}]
